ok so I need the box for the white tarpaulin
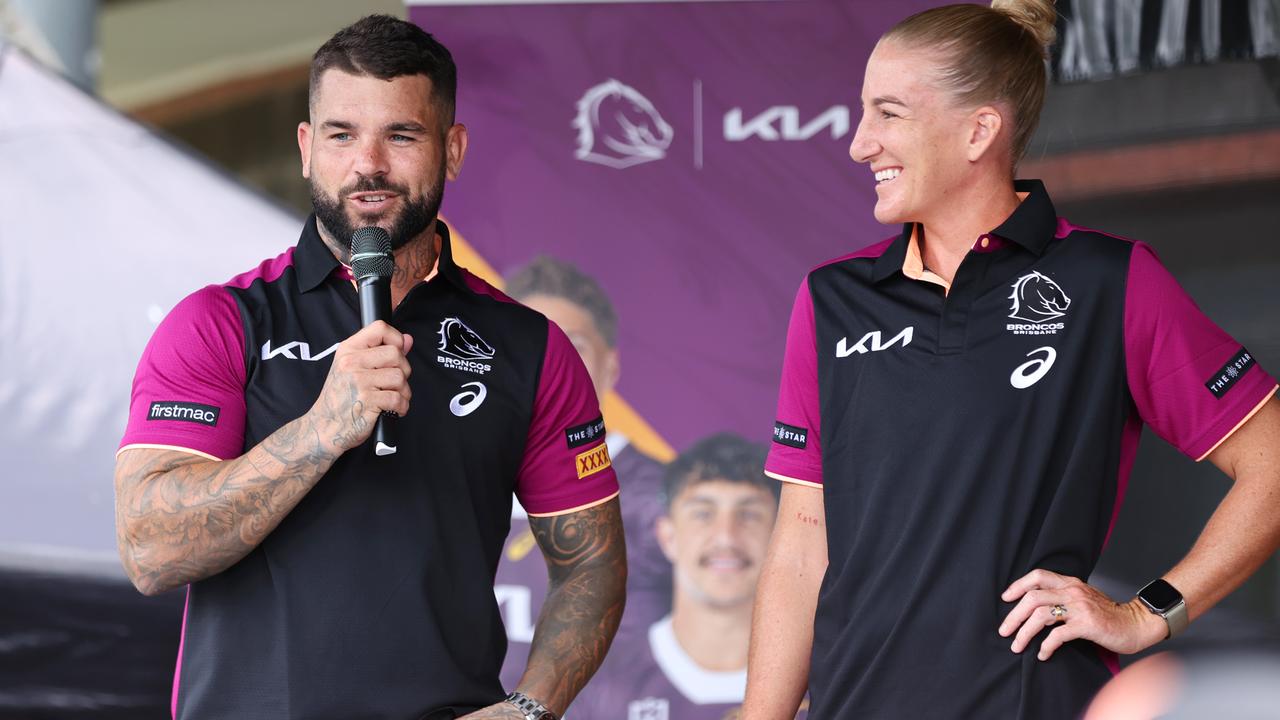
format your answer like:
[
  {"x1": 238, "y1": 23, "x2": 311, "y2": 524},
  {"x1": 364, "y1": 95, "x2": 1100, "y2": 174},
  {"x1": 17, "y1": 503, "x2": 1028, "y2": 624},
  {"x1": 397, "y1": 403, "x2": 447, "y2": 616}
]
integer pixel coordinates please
[
  {"x1": 0, "y1": 40, "x2": 305, "y2": 717},
  {"x1": 0, "y1": 41, "x2": 298, "y2": 576}
]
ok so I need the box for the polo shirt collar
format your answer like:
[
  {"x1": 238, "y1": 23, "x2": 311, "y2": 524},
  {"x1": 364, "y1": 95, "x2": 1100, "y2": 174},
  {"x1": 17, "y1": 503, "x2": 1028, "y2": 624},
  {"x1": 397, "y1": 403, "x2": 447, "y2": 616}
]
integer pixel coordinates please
[
  {"x1": 993, "y1": 179, "x2": 1057, "y2": 256},
  {"x1": 433, "y1": 221, "x2": 467, "y2": 288},
  {"x1": 871, "y1": 178, "x2": 1057, "y2": 284},
  {"x1": 295, "y1": 215, "x2": 340, "y2": 292},
  {"x1": 295, "y1": 214, "x2": 468, "y2": 292}
]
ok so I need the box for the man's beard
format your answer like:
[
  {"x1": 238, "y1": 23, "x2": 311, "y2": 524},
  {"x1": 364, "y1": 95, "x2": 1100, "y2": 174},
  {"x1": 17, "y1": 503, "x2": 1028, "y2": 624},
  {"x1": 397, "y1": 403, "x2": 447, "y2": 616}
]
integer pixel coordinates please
[{"x1": 310, "y1": 171, "x2": 444, "y2": 253}]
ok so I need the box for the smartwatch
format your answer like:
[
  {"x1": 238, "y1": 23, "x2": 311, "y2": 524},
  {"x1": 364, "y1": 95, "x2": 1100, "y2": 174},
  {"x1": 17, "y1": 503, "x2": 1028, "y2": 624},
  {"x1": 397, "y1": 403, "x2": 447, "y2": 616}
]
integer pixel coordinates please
[
  {"x1": 1136, "y1": 578, "x2": 1188, "y2": 639},
  {"x1": 504, "y1": 692, "x2": 557, "y2": 720}
]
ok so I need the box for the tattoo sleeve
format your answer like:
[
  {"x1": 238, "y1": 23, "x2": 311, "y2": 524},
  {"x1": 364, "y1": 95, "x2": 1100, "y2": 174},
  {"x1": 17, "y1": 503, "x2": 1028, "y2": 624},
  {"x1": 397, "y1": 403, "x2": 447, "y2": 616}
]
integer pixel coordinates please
[
  {"x1": 522, "y1": 497, "x2": 627, "y2": 716},
  {"x1": 113, "y1": 415, "x2": 341, "y2": 596}
]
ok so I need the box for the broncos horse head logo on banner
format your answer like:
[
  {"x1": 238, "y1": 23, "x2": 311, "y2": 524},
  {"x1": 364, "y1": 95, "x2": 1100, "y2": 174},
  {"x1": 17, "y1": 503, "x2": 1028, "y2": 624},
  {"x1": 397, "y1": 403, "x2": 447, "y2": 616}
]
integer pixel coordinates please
[
  {"x1": 573, "y1": 79, "x2": 674, "y2": 169},
  {"x1": 438, "y1": 317, "x2": 496, "y2": 360},
  {"x1": 1008, "y1": 271, "x2": 1072, "y2": 323}
]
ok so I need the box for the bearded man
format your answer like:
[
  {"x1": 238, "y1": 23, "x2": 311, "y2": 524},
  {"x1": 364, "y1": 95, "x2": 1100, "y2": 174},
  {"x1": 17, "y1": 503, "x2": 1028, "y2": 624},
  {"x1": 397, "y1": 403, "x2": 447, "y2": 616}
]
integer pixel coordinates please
[{"x1": 113, "y1": 15, "x2": 625, "y2": 720}]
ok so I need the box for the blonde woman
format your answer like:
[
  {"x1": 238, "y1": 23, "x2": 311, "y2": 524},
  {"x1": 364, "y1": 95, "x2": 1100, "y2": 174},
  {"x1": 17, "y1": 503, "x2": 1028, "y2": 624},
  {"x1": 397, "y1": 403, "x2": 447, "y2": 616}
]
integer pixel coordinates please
[{"x1": 743, "y1": 2, "x2": 1280, "y2": 718}]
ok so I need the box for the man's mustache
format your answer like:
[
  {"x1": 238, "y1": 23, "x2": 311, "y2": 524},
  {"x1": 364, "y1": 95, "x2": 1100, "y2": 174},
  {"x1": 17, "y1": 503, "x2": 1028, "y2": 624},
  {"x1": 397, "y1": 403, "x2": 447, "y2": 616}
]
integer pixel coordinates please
[{"x1": 342, "y1": 177, "x2": 410, "y2": 196}]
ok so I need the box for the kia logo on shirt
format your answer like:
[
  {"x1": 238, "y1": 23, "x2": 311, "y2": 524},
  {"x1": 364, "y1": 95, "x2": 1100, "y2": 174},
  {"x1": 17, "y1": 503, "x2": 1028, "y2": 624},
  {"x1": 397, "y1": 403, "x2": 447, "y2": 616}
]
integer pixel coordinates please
[
  {"x1": 261, "y1": 340, "x2": 339, "y2": 361},
  {"x1": 836, "y1": 327, "x2": 914, "y2": 357}
]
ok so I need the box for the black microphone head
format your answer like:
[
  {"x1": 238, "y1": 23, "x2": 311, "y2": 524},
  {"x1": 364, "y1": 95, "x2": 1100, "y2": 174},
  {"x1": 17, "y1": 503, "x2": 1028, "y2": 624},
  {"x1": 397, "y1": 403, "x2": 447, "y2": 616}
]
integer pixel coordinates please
[{"x1": 350, "y1": 227, "x2": 395, "y2": 281}]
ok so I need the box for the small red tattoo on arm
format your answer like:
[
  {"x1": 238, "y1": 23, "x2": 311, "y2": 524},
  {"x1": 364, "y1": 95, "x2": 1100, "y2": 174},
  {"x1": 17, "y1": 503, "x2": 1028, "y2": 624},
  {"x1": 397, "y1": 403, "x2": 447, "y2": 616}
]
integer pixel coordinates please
[{"x1": 796, "y1": 512, "x2": 823, "y2": 527}]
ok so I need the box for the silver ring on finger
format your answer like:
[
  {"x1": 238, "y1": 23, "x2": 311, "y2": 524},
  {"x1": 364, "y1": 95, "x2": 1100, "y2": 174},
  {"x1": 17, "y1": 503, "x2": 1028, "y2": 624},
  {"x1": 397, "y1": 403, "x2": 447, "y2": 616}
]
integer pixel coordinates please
[{"x1": 1049, "y1": 604, "x2": 1068, "y2": 621}]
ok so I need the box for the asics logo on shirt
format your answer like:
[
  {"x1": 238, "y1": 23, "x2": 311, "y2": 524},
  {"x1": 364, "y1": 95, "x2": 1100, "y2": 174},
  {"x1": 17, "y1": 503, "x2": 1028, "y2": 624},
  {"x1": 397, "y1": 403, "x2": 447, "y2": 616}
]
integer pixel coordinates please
[
  {"x1": 450, "y1": 382, "x2": 488, "y2": 417},
  {"x1": 1010, "y1": 347, "x2": 1057, "y2": 389},
  {"x1": 836, "y1": 327, "x2": 914, "y2": 357}
]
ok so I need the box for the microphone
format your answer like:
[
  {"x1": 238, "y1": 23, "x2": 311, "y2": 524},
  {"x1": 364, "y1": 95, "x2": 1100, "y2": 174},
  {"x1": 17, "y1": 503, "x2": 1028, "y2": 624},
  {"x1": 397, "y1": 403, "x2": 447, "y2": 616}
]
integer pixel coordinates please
[{"x1": 350, "y1": 227, "x2": 398, "y2": 457}]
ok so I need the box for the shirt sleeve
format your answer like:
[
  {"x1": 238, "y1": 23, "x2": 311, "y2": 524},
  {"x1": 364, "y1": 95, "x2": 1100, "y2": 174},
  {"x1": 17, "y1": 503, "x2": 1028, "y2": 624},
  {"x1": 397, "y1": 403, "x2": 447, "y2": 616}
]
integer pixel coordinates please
[
  {"x1": 1125, "y1": 242, "x2": 1278, "y2": 461},
  {"x1": 117, "y1": 285, "x2": 248, "y2": 461},
  {"x1": 515, "y1": 320, "x2": 620, "y2": 516},
  {"x1": 764, "y1": 276, "x2": 824, "y2": 487}
]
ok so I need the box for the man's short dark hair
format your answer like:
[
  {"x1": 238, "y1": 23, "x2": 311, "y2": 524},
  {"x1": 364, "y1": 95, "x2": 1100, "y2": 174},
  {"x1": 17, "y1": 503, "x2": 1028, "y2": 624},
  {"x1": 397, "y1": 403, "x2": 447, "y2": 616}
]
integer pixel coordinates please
[
  {"x1": 663, "y1": 433, "x2": 778, "y2": 508},
  {"x1": 310, "y1": 14, "x2": 457, "y2": 125},
  {"x1": 505, "y1": 256, "x2": 618, "y2": 348}
]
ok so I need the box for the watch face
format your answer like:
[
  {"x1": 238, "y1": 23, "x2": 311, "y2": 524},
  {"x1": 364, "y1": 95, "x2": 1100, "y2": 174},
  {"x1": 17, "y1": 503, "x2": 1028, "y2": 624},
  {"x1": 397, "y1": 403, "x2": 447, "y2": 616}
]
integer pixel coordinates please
[{"x1": 1140, "y1": 579, "x2": 1182, "y2": 612}]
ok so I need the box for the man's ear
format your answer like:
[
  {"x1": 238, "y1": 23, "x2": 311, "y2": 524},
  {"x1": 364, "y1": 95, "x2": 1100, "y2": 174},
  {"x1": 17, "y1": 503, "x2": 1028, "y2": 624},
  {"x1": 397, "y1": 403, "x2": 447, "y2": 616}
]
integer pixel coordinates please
[
  {"x1": 445, "y1": 123, "x2": 468, "y2": 181},
  {"x1": 600, "y1": 349, "x2": 621, "y2": 399},
  {"x1": 298, "y1": 121, "x2": 313, "y2": 179},
  {"x1": 656, "y1": 515, "x2": 677, "y2": 563}
]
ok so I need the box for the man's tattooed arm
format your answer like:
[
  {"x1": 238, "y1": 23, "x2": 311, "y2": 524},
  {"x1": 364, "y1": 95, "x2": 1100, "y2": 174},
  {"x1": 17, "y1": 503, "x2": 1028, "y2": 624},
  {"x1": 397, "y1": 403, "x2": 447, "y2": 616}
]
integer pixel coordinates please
[
  {"x1": 519, "y1": 498, "x2": 627, "y2": 716},
  {"x1": 114, "y1": 415, "x2": 340, "y2": 596},
  {"x1": 114, "y1": 322, "x2": 413, "y2": 596}
]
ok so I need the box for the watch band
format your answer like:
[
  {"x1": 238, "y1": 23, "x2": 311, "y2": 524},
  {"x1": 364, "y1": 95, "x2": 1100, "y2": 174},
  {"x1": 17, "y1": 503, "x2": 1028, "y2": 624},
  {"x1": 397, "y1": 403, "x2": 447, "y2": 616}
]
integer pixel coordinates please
[
  {"x1": 505, "y1": 691, "x2": 557, "y2": 720},
  {"x1": 1163, "y1": 597, "x2": 1189, "y2": 638}
]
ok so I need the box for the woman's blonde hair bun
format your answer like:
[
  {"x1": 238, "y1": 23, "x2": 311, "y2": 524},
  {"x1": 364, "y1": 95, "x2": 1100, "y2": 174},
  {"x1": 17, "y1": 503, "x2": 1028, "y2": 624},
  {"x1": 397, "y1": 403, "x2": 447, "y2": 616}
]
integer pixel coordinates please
[{"x1": 991, "y1": 0, "x2": 1058, "y2": 54}]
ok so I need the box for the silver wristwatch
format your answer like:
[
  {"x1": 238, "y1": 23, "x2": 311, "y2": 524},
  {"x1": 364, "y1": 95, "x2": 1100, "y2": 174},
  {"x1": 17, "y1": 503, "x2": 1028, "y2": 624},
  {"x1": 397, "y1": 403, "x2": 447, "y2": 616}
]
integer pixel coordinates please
[
  {"x1": 504, "y1": 692, "x2": 557, "y2": 720},
  {"x1": 1136, "y1": 578, "x2": 1188, "y2": 639}
]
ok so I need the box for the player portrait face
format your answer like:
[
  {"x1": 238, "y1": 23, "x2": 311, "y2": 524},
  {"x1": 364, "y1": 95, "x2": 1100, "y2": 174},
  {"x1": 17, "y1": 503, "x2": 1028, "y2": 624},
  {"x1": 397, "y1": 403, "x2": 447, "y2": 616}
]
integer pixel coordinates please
[
  {"x1": 848, "y1": 40, "x2": 982, "y2": 226},
  {"x1": 521, "y1": 293, "x2": 619, "y2": 402},
  {"x1": 298, "y1": 69, "x2": 467, "y2": 251},
  {"x1": 657, "y1": 479, "x2": 777, "y2": 610}
]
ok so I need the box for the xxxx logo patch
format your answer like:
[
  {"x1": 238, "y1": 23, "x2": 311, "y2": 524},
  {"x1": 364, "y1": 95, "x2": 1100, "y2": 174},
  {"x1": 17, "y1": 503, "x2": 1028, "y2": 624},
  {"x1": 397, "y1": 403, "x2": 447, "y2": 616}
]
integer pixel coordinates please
[{"x1": 575, "y1": 443, "x2": 612, "y2": 480}]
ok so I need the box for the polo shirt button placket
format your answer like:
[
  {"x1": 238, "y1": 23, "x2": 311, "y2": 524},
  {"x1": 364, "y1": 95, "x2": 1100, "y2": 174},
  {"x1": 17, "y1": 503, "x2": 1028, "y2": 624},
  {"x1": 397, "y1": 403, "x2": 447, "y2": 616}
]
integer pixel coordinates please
[{"x1": 938, "y1": 250, "x2": 994, "y2": 354}]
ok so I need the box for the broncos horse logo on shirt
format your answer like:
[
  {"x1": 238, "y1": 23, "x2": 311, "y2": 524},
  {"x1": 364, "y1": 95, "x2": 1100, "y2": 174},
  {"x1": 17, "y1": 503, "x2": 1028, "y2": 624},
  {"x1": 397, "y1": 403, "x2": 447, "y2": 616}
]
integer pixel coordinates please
[
  {"x1": 574, "y1": 79, "x2": 673, "y2": 169},
  {"x1": 438, "y1": 317, "x2": 496, "y2": 360},
  {"x1": 1008, "y1": 271, "x2": 1072, "y2": 323}
]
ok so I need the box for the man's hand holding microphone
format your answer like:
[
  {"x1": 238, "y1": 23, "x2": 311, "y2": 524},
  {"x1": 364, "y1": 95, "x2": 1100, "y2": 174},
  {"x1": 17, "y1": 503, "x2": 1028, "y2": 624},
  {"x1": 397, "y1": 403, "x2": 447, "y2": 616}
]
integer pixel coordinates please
[{"x1": 311, "y1": 226, "x2": 409, "y2": 456}]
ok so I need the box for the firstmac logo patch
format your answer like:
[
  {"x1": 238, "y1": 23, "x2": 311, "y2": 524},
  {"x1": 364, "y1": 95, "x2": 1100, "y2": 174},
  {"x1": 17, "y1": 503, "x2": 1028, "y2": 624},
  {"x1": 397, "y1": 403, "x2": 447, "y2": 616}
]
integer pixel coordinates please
[
  {"x1": 148, "y1": 401, "x2": 220, "y2": 426},
  {"x1": 575, "y1": 443, "x2": 612, "y2": 480}
]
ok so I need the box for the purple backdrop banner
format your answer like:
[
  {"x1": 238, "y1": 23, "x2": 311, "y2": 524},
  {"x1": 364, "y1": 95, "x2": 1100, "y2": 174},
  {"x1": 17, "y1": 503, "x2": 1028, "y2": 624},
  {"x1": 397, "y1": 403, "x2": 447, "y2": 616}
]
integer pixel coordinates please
[{"x1": 409, "y1": 0, "x2": 942, "y2": 450}]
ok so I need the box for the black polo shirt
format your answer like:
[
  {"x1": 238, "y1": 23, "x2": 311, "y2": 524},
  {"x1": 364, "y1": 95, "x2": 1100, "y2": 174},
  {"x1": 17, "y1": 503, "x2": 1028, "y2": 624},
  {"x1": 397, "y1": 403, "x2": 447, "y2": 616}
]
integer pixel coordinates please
[
  {"x1": 120, "y1": 216, "x2": 619, "y2": 719},
  {"x1": 765, "y1": 180, "x2": 1277, "y2": 719}
]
